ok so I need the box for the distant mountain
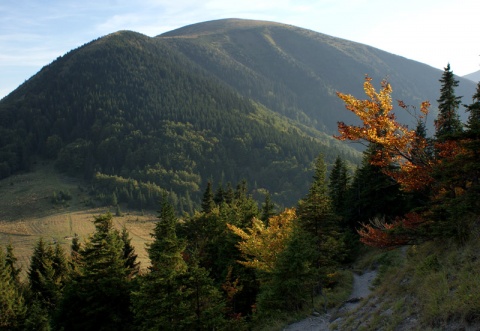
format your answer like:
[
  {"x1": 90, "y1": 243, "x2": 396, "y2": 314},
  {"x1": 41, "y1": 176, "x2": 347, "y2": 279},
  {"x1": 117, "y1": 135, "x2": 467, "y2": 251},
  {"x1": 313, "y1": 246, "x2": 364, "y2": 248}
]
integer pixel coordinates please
[
  {"x1": 464, "y1": 70, "x2": 480, "y2": 83},
  {"x1": 0, "y1": 18, "x2": 477, "y2": 209}
]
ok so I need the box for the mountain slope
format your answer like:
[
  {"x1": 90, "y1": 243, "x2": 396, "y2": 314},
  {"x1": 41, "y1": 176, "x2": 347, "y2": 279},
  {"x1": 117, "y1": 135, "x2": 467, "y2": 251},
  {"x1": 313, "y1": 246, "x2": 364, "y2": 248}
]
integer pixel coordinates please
[
  {"x1": 0, "y1": 19, "x2": 477, "y2": 210},
  {"x1": 464, "y1": 70, "x2": 480, "y2": 82},
  {"x1": 160, "y1": 19, "x2": 477, "y2": 132}
]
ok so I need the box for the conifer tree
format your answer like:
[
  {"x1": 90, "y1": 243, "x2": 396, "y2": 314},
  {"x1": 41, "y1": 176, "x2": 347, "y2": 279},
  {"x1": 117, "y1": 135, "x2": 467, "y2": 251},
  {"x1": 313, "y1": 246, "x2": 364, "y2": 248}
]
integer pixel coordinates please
[
  {"x1": 28, "y1": 238, "x2": 59, "y2": 311},
  {"x1": 55, "y1": 213, "x2": 133, "y2": 331},
  {"x1": 224, "y1": 182, "x2": 235, "y2": 205},
  {"x1": 328, "y1": 156, "x2": 349, "y2": 217},
  {"x1": 214, "y1": 184, "x2": 225, "y2": 205},
  {"x1": 435, "y1": 63, "x2": 463, "y2": 141},
  {"x1": 201, "y1": 180, "x2": 215, "y2": 213},
  {"x1": 69, "y1": 235, "x2": 82, "y2": 276},
  {"x1": 345, "y1": 144, "x2": 407, "y2": 228},
  {"x1": 463, "y1": 82, "x2": 480, "y2": 189},
  {"x1": 5, "y1": 243, "x2": 21, "y2": 285},
  {"x1": 297, "y1": 155, "x2": 345, "y2": 282},
  {"x1": 256, "y1": 225, "x2": 318, "y2": 313},
  {"x1": 181, "y1": 253, "x2": 226, "y2": 330},
  {"x1": 133, "y1": 195, "x2": 189, "y2": 330},
  {"x1": 0, "y1": 245, "x2": 26, "y2": 330},
  {"x1": 120, "y1": 226, "x2": 140, "y2": 278},
  {"x1": 260, "y1": 192, "x2": 275, "y2": 223},
  {"x1": 297, "y1": 155, "x2": 335, "y2": 237},
  {"x1": 465, "y1": 82, "x2": 480, "y2": 138}
]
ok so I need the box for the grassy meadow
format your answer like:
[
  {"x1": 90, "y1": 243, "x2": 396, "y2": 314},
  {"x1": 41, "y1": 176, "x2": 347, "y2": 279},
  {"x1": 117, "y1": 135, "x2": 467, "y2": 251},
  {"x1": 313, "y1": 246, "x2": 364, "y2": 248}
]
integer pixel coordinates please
[{"x1": 0, "y1": 162, "x2": 156, "y2": 276}]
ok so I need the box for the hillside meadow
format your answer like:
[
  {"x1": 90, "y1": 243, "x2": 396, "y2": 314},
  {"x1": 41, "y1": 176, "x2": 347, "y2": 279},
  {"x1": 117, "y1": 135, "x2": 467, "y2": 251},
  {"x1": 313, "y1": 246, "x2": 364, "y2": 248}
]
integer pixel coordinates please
[{"x1": 0, "y1": 162, "x2": 155, "y2": 274}]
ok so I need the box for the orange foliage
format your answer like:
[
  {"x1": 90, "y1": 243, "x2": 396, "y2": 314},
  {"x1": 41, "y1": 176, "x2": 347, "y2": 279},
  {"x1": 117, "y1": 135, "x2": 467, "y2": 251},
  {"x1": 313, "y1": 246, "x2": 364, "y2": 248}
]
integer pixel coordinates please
[
  {"x1": 336, "y1": 76, "x2": 436, "y2": 192},
  {"x1": 334, "y1": 77, "x2": 467, "y2": 248},
  {"x1": 357, "y1": 213, "x2": 428, "y2": 248}
]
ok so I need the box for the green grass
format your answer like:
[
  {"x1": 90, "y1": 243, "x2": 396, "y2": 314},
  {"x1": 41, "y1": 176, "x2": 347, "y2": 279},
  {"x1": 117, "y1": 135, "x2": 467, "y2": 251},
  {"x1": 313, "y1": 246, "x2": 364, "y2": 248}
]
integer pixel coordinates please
[
  {"x1": 345, "y1": 237, "x2": 480, "y2": 330},
  {"x1": 0, "y1": 162, "x2": 156, "y2": 277}
]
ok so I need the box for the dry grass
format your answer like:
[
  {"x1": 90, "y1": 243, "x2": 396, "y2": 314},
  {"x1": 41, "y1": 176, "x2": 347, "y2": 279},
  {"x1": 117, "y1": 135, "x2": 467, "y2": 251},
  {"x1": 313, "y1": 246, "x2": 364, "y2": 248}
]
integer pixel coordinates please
[{"x1": 0, "y1": 162, "x2": 156, "y2": 276}]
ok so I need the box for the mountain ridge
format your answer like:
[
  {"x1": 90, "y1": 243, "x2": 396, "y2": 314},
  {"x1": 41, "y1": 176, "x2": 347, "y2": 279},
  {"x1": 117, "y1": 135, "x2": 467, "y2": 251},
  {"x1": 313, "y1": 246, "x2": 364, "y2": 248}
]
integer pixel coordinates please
[{"x1": 0, "y1": 18, "x2": 477, "y2": 210}]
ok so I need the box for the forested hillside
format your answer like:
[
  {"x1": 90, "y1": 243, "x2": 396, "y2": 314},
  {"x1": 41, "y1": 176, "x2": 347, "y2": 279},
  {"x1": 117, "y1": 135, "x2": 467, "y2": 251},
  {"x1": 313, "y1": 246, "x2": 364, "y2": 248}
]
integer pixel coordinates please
[
  {"x1": 0, "y1": 19, "x2": 476, "y2": 210},
  {"x1": 2, "y1": 18, "x2": 480, "y2": 330}
]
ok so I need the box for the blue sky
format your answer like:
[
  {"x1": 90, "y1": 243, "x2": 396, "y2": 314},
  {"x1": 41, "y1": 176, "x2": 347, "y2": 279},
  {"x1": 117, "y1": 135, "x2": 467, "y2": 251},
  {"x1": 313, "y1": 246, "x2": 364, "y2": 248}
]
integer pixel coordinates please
[{"x1": 1, "y1": 0, "x2": 479, "y2": 98}]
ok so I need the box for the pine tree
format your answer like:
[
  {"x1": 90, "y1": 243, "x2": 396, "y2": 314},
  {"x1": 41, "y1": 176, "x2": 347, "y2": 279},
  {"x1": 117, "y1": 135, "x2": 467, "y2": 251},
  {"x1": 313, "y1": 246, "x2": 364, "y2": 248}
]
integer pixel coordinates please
[
  {"x1": 55, "y1": 213, "x2": 133, "y2": 331},
  {"x1": 181, "y1": 253, "x2": 226, "y2": 330},
  {"x1": 256, "y1": 225, "x2": 318, "y2": 313},
  {"x1": 260, "y1": 192, "x2": 275, "y2": 223},
  {"x1": 465, "y1": 82, "x2": 480, "y2": 138},
  {"x1": 0, "y1": 245, "x2": 26, "y2": 330},
  {"x1": 27, "y1": 239, "x2": 68, "y2": 330},
  {"x1": 28, "y1": 238, "x2": 57, "y2": 310},
  {"x1": 201, "y1": 181, "x2": 215, "y2": 214},
  {"x1": 435, "y1": 63, "x2": 463, "y2": 141},
  {"x1": 133, "y1": 195, "x2": 189, "y2": 330},
  {"x1": 120, "y1": 226, "x2": 140, "y2": 278},
  {"x1": 5, "y1": 243, "x2": 21, "y2": 285},
  {"x1": 297, "y1": 155, "x2": 335, "y2": 237},
  {"x1": 297, "y1": 155, "x2": 345, "y2": 285},
  {"x1": 214, "y1": 184, "x2": 225, "y2": 205},
  {"x1": 328, "y1": 156, "x2": 349, "y2": 217},
  {"x1": 69, "y1": 235, "x2": 82, "y2": 275},
  {"x1": 345, "y1": 144, "x2": 407, "y2": 228}
]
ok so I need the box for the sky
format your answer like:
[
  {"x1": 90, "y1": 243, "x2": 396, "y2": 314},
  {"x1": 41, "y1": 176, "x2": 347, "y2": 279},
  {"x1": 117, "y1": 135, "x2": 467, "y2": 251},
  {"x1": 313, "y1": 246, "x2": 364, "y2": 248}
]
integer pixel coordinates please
[{"x1": 1, "y1": 0, "x2": 479, "y2": 99}]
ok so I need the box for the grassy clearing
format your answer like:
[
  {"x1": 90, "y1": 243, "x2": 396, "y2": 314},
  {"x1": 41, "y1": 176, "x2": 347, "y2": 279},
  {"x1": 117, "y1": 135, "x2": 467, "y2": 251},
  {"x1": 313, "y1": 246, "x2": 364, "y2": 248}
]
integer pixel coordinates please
[
  {"x1": 342, "y1": 234, "x2": 480, "y2": 331},
  {"x1": 0, "y1": 162, "x2": 156, "y2": 277}
]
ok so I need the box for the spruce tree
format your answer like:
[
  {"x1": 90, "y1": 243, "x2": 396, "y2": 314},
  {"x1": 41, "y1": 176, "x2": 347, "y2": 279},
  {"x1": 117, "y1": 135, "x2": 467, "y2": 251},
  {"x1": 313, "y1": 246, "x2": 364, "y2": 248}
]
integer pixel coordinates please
[
  {"x1": 201, "y1": 181, "x2": 215, "y2": 214},
  {"x1": 297, "y1": 155, "x2": 345, "y2": 280},
  {"x1": 133, "y1": 195, "x2": 189, "y2": 330},
  {"x1": 28, "y1": 238, "x2": 57, "y2": 310},
  {"x1": 328, "y1": 156, "x2": 349, "y2": 217},
  {"x1": 256, "y1": 225, "x2": 318, "y2": 313},
  {"x1": 0, "y1": 245, "x2": 26, "y2": 330},
  {"x1": 181, "y1": 253, "x2": 226, "y2": 330},
  {"x1": 297, "y1": 155, "x2": 335, "y2": 237},
  {"x1": 465, "y1": 82, "x2": 480, "y2": 138},
  {"x1": 345, "y1": 144, "x2": 407, "y2": 228},
  {"x1": 55, "y1": 213, "x2": 133, "y2": 331},
  {"x1": 5, "y1": 243, "x2": 21, "y2": 285},
  {"x1": 260, "y1": 192, "x2": 276, "y2": 223},
  {"x1": 435, "y1": 63, "x2": 463, "y2": 141},
  {"x1": 120, "y1": 226, "x2": 140, "y2": 278}
]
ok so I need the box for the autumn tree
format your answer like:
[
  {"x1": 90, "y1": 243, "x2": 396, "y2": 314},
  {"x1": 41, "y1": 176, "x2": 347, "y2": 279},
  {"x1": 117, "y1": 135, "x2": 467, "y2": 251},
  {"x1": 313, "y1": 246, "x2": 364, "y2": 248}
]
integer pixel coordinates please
[
  {"x1": 229, "y1": 208, "x2": 319, "y2": 313},
  {"x1": 228, "y1": 208, "x2": 297, "y2": 273},
  {"x1": 255, "y1": 225, "x2": 318, "y2": 313},
  {"x1": 335, "y1": 75, "x2": 479, "y2": 247},
  {"x1": 335, "y1": 77, "x2": 434, "y2": 247}
]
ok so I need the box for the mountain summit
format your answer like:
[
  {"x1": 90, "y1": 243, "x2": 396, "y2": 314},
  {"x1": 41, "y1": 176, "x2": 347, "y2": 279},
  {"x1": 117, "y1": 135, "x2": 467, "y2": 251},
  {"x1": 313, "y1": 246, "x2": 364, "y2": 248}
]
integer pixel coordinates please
[{"x1": 0, "y1": 18, "x2": 476, "y2": 209}]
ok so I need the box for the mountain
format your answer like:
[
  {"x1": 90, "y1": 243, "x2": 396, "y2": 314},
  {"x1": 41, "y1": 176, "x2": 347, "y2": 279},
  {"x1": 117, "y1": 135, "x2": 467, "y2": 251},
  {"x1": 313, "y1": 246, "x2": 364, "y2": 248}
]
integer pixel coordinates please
[
  {"x1": 0, "y1": 18, "x2": 477, "y2": 210},
  {"x1": 464, "y1": 70, "x2": 480, "y2": 82}
]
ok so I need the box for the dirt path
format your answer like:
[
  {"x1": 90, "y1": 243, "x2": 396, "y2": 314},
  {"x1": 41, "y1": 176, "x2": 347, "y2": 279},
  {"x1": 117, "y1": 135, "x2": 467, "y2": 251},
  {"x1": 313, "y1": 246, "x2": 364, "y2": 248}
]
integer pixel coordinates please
[{"x1": 284, "y1": 269, "x2": 377, "y2": 331}]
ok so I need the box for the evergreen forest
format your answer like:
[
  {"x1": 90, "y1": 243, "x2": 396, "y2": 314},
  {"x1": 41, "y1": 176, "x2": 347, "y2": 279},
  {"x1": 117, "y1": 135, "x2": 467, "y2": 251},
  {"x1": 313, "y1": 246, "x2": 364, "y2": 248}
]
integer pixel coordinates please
[{"x1": 1, "y1": 19, "x2": 480, "y2": 330}]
